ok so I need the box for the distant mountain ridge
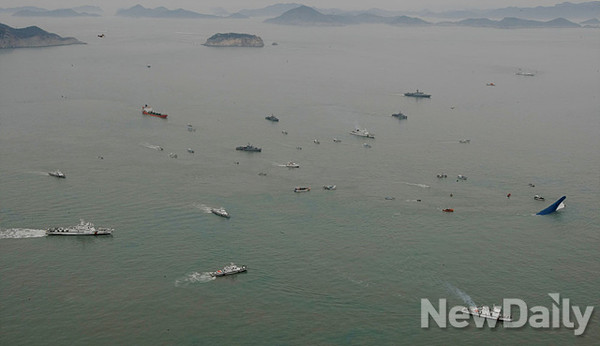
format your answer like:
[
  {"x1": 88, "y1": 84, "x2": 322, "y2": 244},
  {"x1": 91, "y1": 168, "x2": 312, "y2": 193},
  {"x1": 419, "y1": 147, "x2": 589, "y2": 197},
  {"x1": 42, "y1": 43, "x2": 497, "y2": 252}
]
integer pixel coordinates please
[
  {"x1": 13, "y1": 9, "x2": 100, "y2": 17},
  {"x1": 116, "y1": 5, "x2": 218, "y2": 18},
  {"x1": 265, "y1": 5, "x2": 583, "y2": 28},
  {"x1": 0, "y1": 22, "x2": 85, "y2": 48}
]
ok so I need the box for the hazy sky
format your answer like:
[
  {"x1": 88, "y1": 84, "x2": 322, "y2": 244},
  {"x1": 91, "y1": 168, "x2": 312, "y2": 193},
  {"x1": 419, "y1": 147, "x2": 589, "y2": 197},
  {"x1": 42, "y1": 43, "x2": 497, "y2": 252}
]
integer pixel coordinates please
[{"x1": 0, "y1": 1, "x2": 593, "y2": 14}]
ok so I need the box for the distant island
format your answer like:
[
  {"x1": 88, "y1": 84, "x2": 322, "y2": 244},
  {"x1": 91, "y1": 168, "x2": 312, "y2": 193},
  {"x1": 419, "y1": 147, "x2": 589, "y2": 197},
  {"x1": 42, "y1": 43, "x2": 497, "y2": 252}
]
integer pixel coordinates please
[
  {"x1": 203, "y1": 33, "x2": 264, "y2": 47},
  {"x1": 116, "y1": 5, "x2": 218, "y2": 18},
  {"x1": 0, "y1": 23, "x2": 85, "y2": 48}
]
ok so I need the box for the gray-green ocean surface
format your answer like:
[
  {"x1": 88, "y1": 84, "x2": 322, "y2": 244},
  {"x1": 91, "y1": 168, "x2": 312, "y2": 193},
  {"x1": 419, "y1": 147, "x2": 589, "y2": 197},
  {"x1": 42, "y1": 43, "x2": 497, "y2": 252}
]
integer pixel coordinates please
[{"x1": 1, "y1": 15, "x2": 599, "y2": 345}]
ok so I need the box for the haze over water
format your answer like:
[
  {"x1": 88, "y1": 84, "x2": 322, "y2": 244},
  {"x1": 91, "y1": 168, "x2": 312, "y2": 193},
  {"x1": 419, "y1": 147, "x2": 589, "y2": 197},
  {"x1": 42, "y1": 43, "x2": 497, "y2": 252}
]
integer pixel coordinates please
[{"x1": 1, "y1": 14, "x2": 599, "y2": 344}]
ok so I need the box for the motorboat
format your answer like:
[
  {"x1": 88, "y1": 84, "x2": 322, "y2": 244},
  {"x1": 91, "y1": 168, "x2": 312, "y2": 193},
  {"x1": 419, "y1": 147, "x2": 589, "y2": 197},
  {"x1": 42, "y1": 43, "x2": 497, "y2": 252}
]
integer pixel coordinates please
[
  {"x1": 313, "y1": 139, "x2": 320, "y2": 144},
  {"x1": 211, "y1": 207, "x2": 230, "y2": 218},
  {"x1": 236, "y1": 144, "x2": 262, "y2": 152},
  {"x1": 384, "y1": 196, "x2": 395, "y2": 200},
  {"x1": 404, "y1": 90, "x2": 431, "y2": 98},
  {"x1": 457, "y1": 175, "x2": 467, "y2": 181},
  {"x1": 437, "y1": 173, "x2": 448, "y2": 179},
  {"x1": 285, "y1": 162, "x2": 300, "y2": 168},
  {"x1": 47, "y1": 219, "x2": 113, "y2": 236},
  {"x1": 486, "y1": 82, "x2": 496, "y2": 86},
  {"x1": 392, "y1": 111, "x2": 408, "y2": 119},
  {"x1": 294, "y1": 187, "x2": 310, "y2": 193},
  {"x1": 350, "y1": 128, "x2": 374, "y2": 138},
  {"x1": 187, "y1": 124, "x2": 196, "y2": 132},
  {"x1": 363, "y1": 143, "x2": 372, "y2": 148},
  {"x1": 534, "y1": 195, "x2": 545, "y2": 201},
  {"x1": 323, "y1": 185, "x2": 336, "y2": 190},
  {"x1": 210, "y1": 263, "x2": 247, "y2": 277},
  {"x1": 333, "y1": 138, "x2": 341, "y2": 143},
  {"x1": 265, "y1": 114, "x2": 279, "y2": 122},
  {"x1": 282, "y1": 130, "x2": 288, "y2": 135},
  {"x1": 142, "y1": 105, "x2": 167, "y2": 118},
  {"x1": 528, "y1": 183, "x2": 536, "y2": 187},
  {"x1": 461, "y1": 305, "x2": 512, "y2": 322},
  {"x1": 459, "y1": 139, "x2": 471, "y2": 143},
  {"x1": 442, "y1": 208, "x2": 454, "y2": 213},
  {"x1": 187, "y1": 148, "x2": 194, "y2": 153},
  {"x1": 48, "y1": 170, "x2": 66, "y2": 178}
]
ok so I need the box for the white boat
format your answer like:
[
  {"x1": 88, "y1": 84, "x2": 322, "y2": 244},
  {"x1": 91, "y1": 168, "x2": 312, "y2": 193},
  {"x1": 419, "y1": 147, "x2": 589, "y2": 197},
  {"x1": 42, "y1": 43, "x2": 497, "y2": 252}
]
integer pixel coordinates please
[
  {"x1": 534, "y1": 195, "x2": 545, "y2": 201},
  {"x1": 333, "y1": 138, "x2": 341, "y2": 143},
  {"x1": 313, "y1": 139, "x2": 320, "y2": 144},
  {"x1": 48, "y1": 170, "x2": 66, "y2": 178},
  {"x1": 461, "y1": 305, "x2": 512, "y2": 322},
  {"x1": 516, "y1": 71, "x2": 535, "y2": 76},
  {"x1": 457, "y1": 175, "x2": 467, "y2": 180},
  {"x1": 187, "y1": 148, "x2": 194, "y2": 153},
  {"x1": 323, "y1": 185, "x2": 336, "y2": 190},
  {"x1": 350, "y1": 128, "x2": 374, "y2": 138},
  {"x1": 294, "y1": 187, "x2": 310, "y2": 193},
  {"x1": 211, "y1": 207, "x2": 230, "y2": 218},
  {"x1": 210, "y1": 263, "x2": 247, "y2": 277},
  {"x1": 285, "y1": 162, "x2": 300, "y2": 168},
  {"x1": 47, "y1": 219, "x2": 113, "y2": 236}
]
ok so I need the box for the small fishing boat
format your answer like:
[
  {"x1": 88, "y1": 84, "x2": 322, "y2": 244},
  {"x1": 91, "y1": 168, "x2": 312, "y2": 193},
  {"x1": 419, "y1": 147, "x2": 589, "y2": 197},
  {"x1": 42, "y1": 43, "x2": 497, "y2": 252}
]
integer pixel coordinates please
[
  {"x1": 534, "y1": 195, "x2": 545, "y2": 201},
  {"x1": 48, "y1": 170, "x2": 66, "y2": 178},
  {"x1": 461, "y1": 305, "x2": 512, "y2": 322},
  {"x1": 323, "y1": 185, "x2": 336, "y2": 190},
  {"x1": 265, "y1": 114, "x2": 279, "y2": 122},
  {"x1": 142, "y1": 105, "x2": 167, "y2": 118},
  {"x1": 350, "y1": 128, "x2": 374, "y2": 138},
  {"x1": 47, "y1": 219, "x2": 113, "y2": 236},
  {"x1": 285, "y1": 162, "x2": 300, "y2": 168},
  {"x1": 442, "y1": 208, "x2": 454, "y2": 213},
  {"x1": 404, "y1": 90, "x2": 431, "y2": 98},
  {"x1": 392, "y1": 111, "x2": 407, "y2": 119},
  {"x1": 457, "y1": 175, "x2": 467, "y2": 181},
  {"x1": 294, "y1": 187, "x2": 310, "y2": 193},
  {"x1": 459, "y1": 139, "x2": 471, "y2": 143},
  {"x1": 211, "y1": 207, "x2": 230, "y2": 218},
  {"x1": 210, "y1": 263, "x2": 247, "y2": 277},
  {"x1": 236, "y1": 144, "x2": 262, "y2": 152}
]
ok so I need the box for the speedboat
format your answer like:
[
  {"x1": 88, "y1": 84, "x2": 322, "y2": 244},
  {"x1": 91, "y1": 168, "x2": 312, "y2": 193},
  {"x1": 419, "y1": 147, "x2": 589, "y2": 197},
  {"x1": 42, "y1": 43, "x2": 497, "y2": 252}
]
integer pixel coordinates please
[
  {"x1": 461, "y1": 305, "x2": 512, "y2": 322},
  {"x1": 534, "y1": 195, "x2": 545, "y2": 201},
  {"x1": 48, "y1": 170, "x2": 66, "y2": 178},
  {"x1": 211, "y1": 207, "x2": 230, "y2": 218},
  {"x1": 236, "y1": 144, "x2": 262, "y2": 152},
  {"x1": 457, "y1": 175, "x2": 467, "y2": 181},
  {"x1": 442, "y1": 208, "x2": 454, "y2": 213},
  {"x1": 392, "y1": 111, "x2": 407, "y2": 119},
  {"x1": 285, "y1": 162, "x2": 300, "y2": 168},
  {"x1": 142, "y1": 105, "x2": 167, "y2": 118},
  {"x1": 350, "y1": 128, "x2": 374, "y2": 138},
  {"x1": 333, "y1": 138, "x2": 341, "y2": 143},
  {"x1": 486, "y1": 82, "x2": 496, "y2": 86},
  {"x1": 47, "y1": 219, "x2": 113, "y2": 236},
  {"x1": 313, "y1": 139, "x2": 320, "y2": 144},
  {"x1": 323, "y1": 185, "x2": 336, "y2": 190},
  {"x1": 265, "y1": 114, "x2": 279, "y2": 122},
  {"x1": 404, "y1": 90, "x2": 431, "y2": 98},
  {"x1": 459, "y1": 139, "x2": 471, "y2": 143},
  {"x1": 516, "y1": 71, "x2": 535, "y2": 77},
  {"x1": 187, "y1": 148, "x2": 194, "y2": 153},
  {"x1": 187, "y1": 124, "x2": 196, "y2": 132},
  {"x1": 294, "y1": 187, "x2": 310, "y2": 193},
  {"x1": 210, "y1": 263, "x2": 247, "y2": 277}
]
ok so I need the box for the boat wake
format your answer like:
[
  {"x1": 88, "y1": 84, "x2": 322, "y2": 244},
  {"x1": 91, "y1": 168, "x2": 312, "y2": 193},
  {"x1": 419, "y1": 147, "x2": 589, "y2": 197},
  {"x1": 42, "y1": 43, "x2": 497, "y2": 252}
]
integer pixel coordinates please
[
  {"x1": 401, "y1": 182, "x2": 430, "y2": 188},
  {"x1": 192, "y1": 203, "x2": 213, "y2": 214},
  {"x1": 140, "y1": 142, "x2": 164, "y2": 151},
  {"x1": 0, "y1": 228, "x2": 47, "y2": 239},
  {"x1": 174, "y1": 271, "x2": 215, "y2": 287},
  {"x1": 445, "y1": 282, "x2": 476, "y2": 307}
]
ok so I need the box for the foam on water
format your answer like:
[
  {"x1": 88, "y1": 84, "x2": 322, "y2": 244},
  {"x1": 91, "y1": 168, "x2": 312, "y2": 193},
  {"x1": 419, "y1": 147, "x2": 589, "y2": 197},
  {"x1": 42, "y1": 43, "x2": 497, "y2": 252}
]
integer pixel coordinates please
[
  {"x1": 192, "y1": 203, "x2": 213, "y2": 214},
  {"x1": 0, "y1": 228, "x2": 47, "y2": 239},
  {"x1": 401, "y1": 182, "x2": 431, "y2": 188},
  {"x1": 445, "y1": 282, "x2": 477, "y2": 307},
  {"x1": 174, "y1": 272, "x2": 215, "y2": 287}
]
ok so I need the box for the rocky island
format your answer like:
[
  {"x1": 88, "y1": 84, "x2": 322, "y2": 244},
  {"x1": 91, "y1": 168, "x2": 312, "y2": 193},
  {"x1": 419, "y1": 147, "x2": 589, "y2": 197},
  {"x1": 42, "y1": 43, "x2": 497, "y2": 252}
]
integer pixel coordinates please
[
  {"x1": 203, "y1": 33, "x2": 264, "y2": 47},
  {"x1": 0, "y1": 23, "x2": 84, "y2": 48}
]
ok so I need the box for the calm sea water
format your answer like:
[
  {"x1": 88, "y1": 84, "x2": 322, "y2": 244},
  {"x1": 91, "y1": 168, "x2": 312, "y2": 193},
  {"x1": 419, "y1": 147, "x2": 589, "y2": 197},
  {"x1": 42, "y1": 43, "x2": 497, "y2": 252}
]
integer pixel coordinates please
[{"x1": 1, "y1": 15, "x2": 599, "y2": 345}]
